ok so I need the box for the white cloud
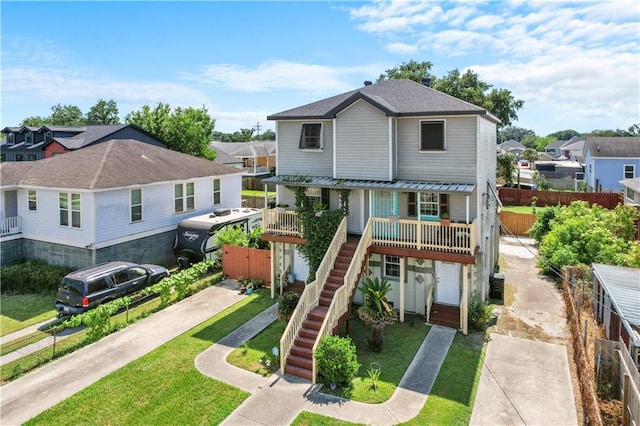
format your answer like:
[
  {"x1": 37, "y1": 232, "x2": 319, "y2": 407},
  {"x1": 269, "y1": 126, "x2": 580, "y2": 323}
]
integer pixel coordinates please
[
  {"x1": 466, "y1": 14, "x2": 504, "y2": 30},
  {"x1": 385, "y1": 42, "x2": 419, "y2": 54}
]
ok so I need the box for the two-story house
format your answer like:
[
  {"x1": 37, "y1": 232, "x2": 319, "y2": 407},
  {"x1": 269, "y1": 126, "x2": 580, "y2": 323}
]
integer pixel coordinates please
[
  {"x1": 584, "y1": 137, "x2": 640, "y2": 192},
  {"x1": 0, "y1": 139, "x2": 243, "y2": 268},
  {"x1": 261, "y1": 79, "x2": 501, "y2": 381},
  {"x1": 1, "y1": 124, "x2": 165, "y2": 162}
]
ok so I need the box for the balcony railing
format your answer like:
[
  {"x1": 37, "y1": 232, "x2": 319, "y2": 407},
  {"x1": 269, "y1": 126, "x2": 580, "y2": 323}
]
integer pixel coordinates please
[
  {"x1": 242, "y1": 166, "x2": 271, "y2": 176},
  {"x1": 1, "y1": 216, "x2": 22, "y2": 236},
  {"x1": 262, "y1": 208, "x2": 477, "y2": 256}
]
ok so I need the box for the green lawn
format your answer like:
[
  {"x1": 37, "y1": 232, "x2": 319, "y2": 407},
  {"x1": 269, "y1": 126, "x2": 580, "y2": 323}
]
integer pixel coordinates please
[
  {"x1": 242, "y1": 190, "x2": 276, "y2": 197},
  {"x1": 25, "y1": 290, "x2": 275, "y2": 425},
  {"x1": 0, "y1": 294, "x2": 57, "y2": 336},
  {"x1": 227, "y1": 317, "x2": 286, "y2": 376}
]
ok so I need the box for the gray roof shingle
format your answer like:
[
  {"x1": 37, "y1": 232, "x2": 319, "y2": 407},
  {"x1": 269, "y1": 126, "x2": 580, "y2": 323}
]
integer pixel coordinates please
[
  {"x1": 1, "y1": 139, "x2": 243, "y2": 189},
  {"x1": 267, "y1": 79, "x2": 500, "y2": 123},
  {"x1": 585, "y1": 137, "x2": 640, "y2": 158}
]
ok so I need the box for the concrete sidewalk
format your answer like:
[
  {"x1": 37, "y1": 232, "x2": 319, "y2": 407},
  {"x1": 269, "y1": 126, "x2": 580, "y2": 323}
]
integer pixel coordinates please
[
  {"x1": 196, "y1": 313, "x2": 456, "y2": 426},
  {"x1": 0, "y1": 280, "x2": 245, "y2": 426}
]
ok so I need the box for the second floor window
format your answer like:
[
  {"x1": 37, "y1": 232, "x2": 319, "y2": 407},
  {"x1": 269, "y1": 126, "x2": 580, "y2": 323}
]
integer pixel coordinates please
[
  {"x1": 28, "y1": 189, "x2": 37, "y2": 211},
  {"x1": 299, "y1": 123, "x2": 322, "y2": 150},
  {"x1": 213, "y1": 179, "x2": 221, "y2": 205},
  {"x1": 174, "y1": 182, "x2": 195, "y2": 213},
  {"x1": 624, "y1": 165, "x2": 635, "y2": 179},
  {"x1": 25, "y1": 132, "x2": 34, "y2": 145},
  {"x1": 60, "y1": 192, "x2": 81, "y2": 228},
  {"x1": 130, "y1": 189, "x2": 142, "y2": 222},
  {"x1": 7, "y1": 134, "x2": 15, "y2": 145},
  {"x1": 420, "y1": 120, "x2": 445, "y2": 151}
]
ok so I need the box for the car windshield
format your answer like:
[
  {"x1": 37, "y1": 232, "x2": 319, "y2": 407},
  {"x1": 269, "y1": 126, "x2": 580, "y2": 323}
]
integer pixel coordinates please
[{"x1": 59, "y1": 278, "x2": 84, "y2": 296}]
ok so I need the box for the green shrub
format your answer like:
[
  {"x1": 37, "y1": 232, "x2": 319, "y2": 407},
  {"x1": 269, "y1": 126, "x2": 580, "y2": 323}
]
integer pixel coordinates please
[
  {"x1": 0, "y1": 260, "x2": 73, "y2": 294},
  {"x1": 468, "y1": 299, "x2": 494, "y2": 331},
  {"x1": 276, "y1": 291, "x2": 299, "y2": 321},
  {"x1": 315, "y1": 335, "x2": 360, "y2": 386}
]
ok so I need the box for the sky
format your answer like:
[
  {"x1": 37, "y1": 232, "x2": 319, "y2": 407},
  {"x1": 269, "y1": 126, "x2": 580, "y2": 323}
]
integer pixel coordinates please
[{"x1": 1, "y1": 0, "x2": 639, "y2": 137}]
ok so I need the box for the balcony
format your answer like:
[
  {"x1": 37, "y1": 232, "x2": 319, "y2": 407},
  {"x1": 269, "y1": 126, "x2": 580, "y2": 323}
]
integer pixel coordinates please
[
  {"x1": 1, "y1": 216, "x2": 22, "y2": 236},
  {"x1": 262, "y1": 209, "x2": 477, "y2": 256},
  {"x1": 242, "y1": 165, "x2": 271, "y2": 176}
]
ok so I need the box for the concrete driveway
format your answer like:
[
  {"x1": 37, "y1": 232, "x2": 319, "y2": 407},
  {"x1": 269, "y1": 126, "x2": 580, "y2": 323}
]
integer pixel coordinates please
[{"x1": 470, "y1": 236, "x2": 578, "y2": 425}]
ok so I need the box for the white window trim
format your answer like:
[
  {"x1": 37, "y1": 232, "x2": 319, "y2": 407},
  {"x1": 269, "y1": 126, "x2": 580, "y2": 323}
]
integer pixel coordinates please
[
  {"x1": 623, "y1": 164, "x2": 635, "y2": 179},
  {"x1": 212, "y1": 178, "x2": 221, "y2": 206},
  {"x1": 384, "y1": 255, "x2": 401, "y2": 279},
  {"x1": 130, "y1": 188, "x2": 143, "y2": 223},
  {"x1": 299, "y1": 122, "x2": 323, "y2": 151},
  {"x1": 28, "y1": 189, "x2": 38, "y2": 212},
  {"x1": 419, "y1": 119, "x2": 446, "y2": 152},
  {"x1": 59, "y1": 192, "x2": 81, "y2": 228},
  {"x1": 174, "y1": 182, "x2": 195, "y2": 214}
]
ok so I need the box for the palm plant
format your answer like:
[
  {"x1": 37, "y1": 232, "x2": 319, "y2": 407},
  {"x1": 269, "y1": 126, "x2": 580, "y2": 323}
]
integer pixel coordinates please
[{"x1": 357, "y1": 277, "x2": 397, "y2": 351}]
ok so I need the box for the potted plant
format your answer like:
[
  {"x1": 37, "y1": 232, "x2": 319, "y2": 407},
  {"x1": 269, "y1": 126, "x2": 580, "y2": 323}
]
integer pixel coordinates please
[
  {"x1": 246, "y1": 281, "x2": 254, "y2": 295},
  {"x1": 440, "y1": 212, "x2": 451, "y2": 226}
]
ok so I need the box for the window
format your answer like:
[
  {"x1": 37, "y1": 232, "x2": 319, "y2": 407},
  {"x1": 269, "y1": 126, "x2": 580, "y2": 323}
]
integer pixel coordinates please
[
  {"x1": 130, "y1": 189, "x2": 142, "y2": 222},
  {"x1": 113, "y1": 270, "x2": 129, "y2": 285},
  {"x1": 213, "y1": 178, "x2": 221, "y2": 205},
  {"x1": 25, "y1": 132, "x2": 34, "y2": 145},
  {"x1": 44, "y1": 131, "x2": 52, "y2": 143},
  {"x1": 419, "y1": 193, "x2": 439, "y2": 217},
  {"x1": 87, "y1": 278, "x2": 109, "y2": 293},
  {"x1": 16, "y1": 154, "x2": 23, "y2": 161},
  {"x1": 28, "y1": 154, "x2": 36, "y2": 161},
  {"x1": 174, "y1": 182, "x2": 195, "y2": 213},
  {"x1": 7, "y1": 134, "x2": 15, "y2": 145},
  {"x1": 59, "y1": 192, "x2": 81, "y2": 228},
  {"x1": 299, "y1": 123, "x2": 322, "y2": 150},
  {"x1": 305, "y1": 187, "x2": 329, "y2": 207},
  {"x1": 384, "y1": 255, "x2": 400, "y2": 278},
  {"x1": 420, "y1": 120, "x2": 445, "y2": 151},
  {"x1": 626, "y1": 187, "x2": 635, "y2": 201},
  {"x1": 28, "y1": 190, "x2": 37, "y2": 211},
  {"x1": 624, "y1": 165, "x2": 635, "y2": 179}
]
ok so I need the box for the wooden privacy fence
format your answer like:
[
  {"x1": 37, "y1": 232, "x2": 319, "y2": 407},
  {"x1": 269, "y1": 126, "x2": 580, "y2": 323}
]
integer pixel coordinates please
[
  {"x1": 221, "y1": 245, "x2": 271, "y2": 286},
  {"x1": 499, "y1": 211, "x2": 537, "y2": 236},
  {"x1": 499, "y1": 188, "x2": 622, "y2": 209}
]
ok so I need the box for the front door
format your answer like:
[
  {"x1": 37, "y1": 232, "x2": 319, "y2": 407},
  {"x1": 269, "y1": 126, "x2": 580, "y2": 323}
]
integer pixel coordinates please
[{"x1": 435, "y1": 261, "x2": 461, "y2": 305}]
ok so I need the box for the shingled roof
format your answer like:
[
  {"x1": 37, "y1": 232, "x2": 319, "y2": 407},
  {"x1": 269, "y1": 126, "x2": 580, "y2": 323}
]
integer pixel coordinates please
[
  {"x1": 267, "y1": 79, "x2": 500, "y2": 123},
  {"x1": 1, "y1": 139, "x2": 242, "y2": 189},
  {"x1": 585, "y1": 137, "x2": 640, "y2": 158}
]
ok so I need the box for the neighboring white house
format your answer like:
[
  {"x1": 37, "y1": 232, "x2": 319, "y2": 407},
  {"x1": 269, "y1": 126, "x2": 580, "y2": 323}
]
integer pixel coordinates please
[
  {"x1": 0, "y1": 139, "x2": 244, "y2": 268},
  {"x1": 620, "y1": 177, "x2": 640, "y2": 210},
  {"x1": 261, "y1": 79, "x2": 501, "y2": 381}
]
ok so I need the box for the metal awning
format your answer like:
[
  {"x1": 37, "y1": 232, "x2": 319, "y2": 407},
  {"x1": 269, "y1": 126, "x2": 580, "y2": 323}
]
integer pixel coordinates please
[{"x1": 262, "y1": 176, "x2": 476, "y2": 194}]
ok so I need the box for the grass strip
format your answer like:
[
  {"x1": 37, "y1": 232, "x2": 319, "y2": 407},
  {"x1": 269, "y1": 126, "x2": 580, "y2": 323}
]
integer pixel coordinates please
[
  {"x1": 291, "y1": 411, "x2": 366, "y2": 426},
  {"x1": 1, "y1": 294, "x2": 57, "y2": 336},
  {"x1": 25, "y1": 290, "x2": 275, "y2": 425},
  {"x1": 227, "y1": 317, "x2": 285, "y2": 376}
]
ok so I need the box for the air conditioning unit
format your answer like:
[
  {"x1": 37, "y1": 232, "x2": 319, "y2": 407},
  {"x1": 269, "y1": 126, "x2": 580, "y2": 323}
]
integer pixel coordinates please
[{"x1": 575, "y1": 172, "x2": 584, "y2": 180}]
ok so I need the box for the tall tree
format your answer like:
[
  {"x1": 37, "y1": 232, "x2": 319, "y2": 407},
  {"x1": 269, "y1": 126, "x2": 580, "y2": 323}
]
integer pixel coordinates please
[
  {"x1": 48, "y1": 104, "x2": 85, "y2": 126},
  {"x1": 20, "y1": 116, "x2": 49, "y2": 127},
  {"x1": 433, "y1": 69, "x2": 524, "y2": 127},
  {"x1": 497, "y1": 152, "x2": 517, "y2": 186},
  {"x1": 547, "y1": 129, "x2": 580, "y2": 140},
  {"x1": 377, "y1": 59, "x2": 434, "y2": 83},
  {"x1": 498, "y1": 126, "x2": 536, "y2": 143},
  {"x1": 86, "y1": 99, "x2": 120, "y2": 125},
  {"x1": 126, "y1": 103, "x2": 216, "y2": 160}
]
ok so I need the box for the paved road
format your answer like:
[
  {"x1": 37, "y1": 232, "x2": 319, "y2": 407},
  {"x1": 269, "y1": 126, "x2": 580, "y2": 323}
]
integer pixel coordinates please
[{"x1": 471, "y1": 236, "x2": 578, "y2": 425}]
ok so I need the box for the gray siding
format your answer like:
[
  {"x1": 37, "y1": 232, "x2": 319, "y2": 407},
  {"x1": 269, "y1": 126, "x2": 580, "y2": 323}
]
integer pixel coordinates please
[
  {"x1": 276, "y1": 121, "x2": 333, "y2": 177},
  {"x1": 335, "y1": 101, "x2": 391, "y2": 181},
  {"x1": 94, "y1": 128, "x2": 165, "y2": 147},
  {"x1": 396, "y1": 116, "x2": 477, "y2": 182}
]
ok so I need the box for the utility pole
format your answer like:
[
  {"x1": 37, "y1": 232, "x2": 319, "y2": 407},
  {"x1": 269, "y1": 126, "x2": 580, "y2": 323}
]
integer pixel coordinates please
[{"x1": 254, "y1": 122, "x2": 262, "y2": 137}]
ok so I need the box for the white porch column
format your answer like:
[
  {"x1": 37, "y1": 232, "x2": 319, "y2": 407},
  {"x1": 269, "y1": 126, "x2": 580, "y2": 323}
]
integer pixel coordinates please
[
  {"x1": 462, "y1": 264, "x2": 469, "y2": 335},
  {"x1": 399, "y1": 256, "x2": 406, "y2": 323},
  {"x1": 270, "y1": 242, "x2": 276, "y2": 299}
]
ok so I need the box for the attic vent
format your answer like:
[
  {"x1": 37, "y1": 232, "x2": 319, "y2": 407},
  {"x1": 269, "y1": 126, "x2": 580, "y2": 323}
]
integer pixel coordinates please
[
  {"x1": 422, "y1": 77, "x2": 432, "y2": 87},
  {"x1": 363, "y1": 80, "x2": 372, "y2": 86}
]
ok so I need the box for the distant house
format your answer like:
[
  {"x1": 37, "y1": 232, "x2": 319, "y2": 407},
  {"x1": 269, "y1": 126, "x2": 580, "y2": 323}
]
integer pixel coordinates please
[
  {"x1": 0, "y1": 124, "x2": 165, "y2": 162},
  {"x1": 583, "y1": 137, "x2": 640, "y2": 192},
  {"x1": 620, "y1": 177, "x2": 640, "y2": 210},
  {"x1": 543, "y1": 136, "x2": 585, "y2": 161},
  {"x1": 210, "y1": 141, "x2": 276, "y2": 177},
  {"x1": 591, "y1": 263, "x2": 640, "y2": 369},
  {"x1": 498, "y1": 139, "x2": 526, "y2": 157},
  {"x1": 0, "y1": 139, "x2": 243, "y2": 268}
]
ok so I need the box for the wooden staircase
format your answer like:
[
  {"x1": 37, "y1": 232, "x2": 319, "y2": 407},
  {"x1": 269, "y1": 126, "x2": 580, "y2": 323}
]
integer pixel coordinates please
[
  {"x1": 429, "y1": 303, "x2": 460, "y2": 329},
  {"x1": 284, "y1": 237, "x2": 359, "y2": 381}
]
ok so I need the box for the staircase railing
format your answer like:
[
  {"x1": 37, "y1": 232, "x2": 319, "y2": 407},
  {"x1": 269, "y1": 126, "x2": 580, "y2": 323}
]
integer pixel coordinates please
[
  {"x1": 279, "y1": 217, "x2": 348, "y2": 374},
  {"x1": 311, "y1": 218, "x2": 372, "y2": 383}
]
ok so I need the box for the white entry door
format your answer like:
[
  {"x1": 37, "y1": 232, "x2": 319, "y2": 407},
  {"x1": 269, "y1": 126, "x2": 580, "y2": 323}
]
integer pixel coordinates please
[
  {"x1": 435, "y1": 261, "x2": 461, "y2": 305},
  {"x1": 292, "y1": 246, "x2": 309, "y2": 282}
]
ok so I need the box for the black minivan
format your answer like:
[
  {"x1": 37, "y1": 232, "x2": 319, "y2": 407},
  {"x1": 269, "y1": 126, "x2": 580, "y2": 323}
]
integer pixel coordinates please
[{"x1": 54, "y1": 261, "x2": 169, "y2": 316}]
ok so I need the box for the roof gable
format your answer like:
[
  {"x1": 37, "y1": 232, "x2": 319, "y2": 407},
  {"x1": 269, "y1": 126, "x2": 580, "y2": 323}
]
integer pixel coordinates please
[{"x1": 267, "y1": 79, "x2": 500, "y2": 123}]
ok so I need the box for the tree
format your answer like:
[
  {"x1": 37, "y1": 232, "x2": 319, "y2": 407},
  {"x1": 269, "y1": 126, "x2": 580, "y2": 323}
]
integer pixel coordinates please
[
  {"x1": 377, "y1": 59, "x2": 434, "y2": 83},
  {"x1": 497, "y1": 152, "x2": 517, "y2": 186},
  {"x1": 20, "y1": 116, "x2": 50, "y2": 127},
  {"x1": 357, "y1": 277, "x2": 398, "y2": 352},
  {"x1": 547, "y1": 129, "x2": 580, "y2": 140},
  {"x1": 254, "y1": 129, "x2": 276, "y2": 141},
  {"x1": 86, "y1": 99, "x2": 120, "y2": 125},
  {"x1": 534, "y1": 135, "x2": 555, "y2": 151},
  {"x1": 49, "y1": 103, "x2": 85, "y2": 126},
  {"x1": 432, "y1": 69, "x2": 524, "y2": 127},
  {"x1": 586, "y1": 125, "x2": 640, "y2": 137},
  {"x1": 498, "y1": 126, "x2": 536, "y2": 143},
  {"x1": 520, "y1": 148, "x2": 539, "y2": 165},
  {"x1": 126, "y1": 103, "x2": 217, "y2": 160}
]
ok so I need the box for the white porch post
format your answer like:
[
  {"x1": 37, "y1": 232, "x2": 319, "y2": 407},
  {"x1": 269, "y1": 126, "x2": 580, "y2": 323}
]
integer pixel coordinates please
[
  {"x1": 399, "y1": 256, "x2": 406, "y2": 323},
  {"x1": 462, "y1": 264, "x2": 469, "y2": 335},
  {"x1": 466, "y1": 195, "x2": 470, "y2": 224},
  {"x1": 270, "y1": 242, "x2": 276, "y2": 299}
]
